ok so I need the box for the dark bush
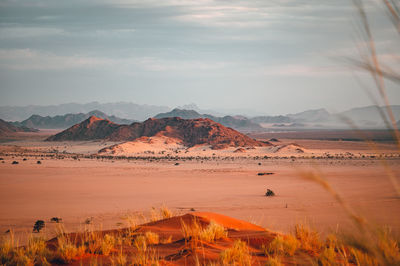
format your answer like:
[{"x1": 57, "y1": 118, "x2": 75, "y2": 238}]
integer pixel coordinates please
[
  {"x1": 265, "y1": 189, "x2": 275, "y2": 197},
  {"x1": 258, "y1": 172, "x2": 274, "y2": 176},
  {"x1": 11, "y1": 161, "x2": 18, "y2": 165},
  {"x1": 33, "y1": 220, "x2": 45, "y2": 232},
  {"x1": 50, "y1": 217, "x2": 62, "y2": 223}
]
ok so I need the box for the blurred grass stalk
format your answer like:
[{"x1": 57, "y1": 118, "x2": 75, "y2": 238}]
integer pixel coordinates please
[
  {"x1": 350, "y1": 0, "x2": 400, "y2": 196},
  {"x1": 300, "y1": 1, "x2": 400, "y2": 264},
  {"x1": 351, "y1": 0, "x2": 400, "y2": 149}
]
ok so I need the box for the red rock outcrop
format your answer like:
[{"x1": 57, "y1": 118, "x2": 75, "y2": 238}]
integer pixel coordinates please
[{"x1": 47, "y1": 116, "x2": 269, "y2": 149}]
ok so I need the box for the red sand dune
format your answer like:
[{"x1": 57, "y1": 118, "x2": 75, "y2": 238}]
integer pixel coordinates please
[{"x1": 47, "y1": 212, "x2": 280, "y2": 265}]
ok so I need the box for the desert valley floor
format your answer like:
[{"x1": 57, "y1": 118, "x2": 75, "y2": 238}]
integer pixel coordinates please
[{"x1": 1, "y1": 135, "x2": 399, "y2": 247}]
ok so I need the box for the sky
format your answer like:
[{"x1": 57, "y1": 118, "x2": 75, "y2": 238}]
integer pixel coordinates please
[{"x1": 0, "y1": 0, "x2": 399, "y2": 115}]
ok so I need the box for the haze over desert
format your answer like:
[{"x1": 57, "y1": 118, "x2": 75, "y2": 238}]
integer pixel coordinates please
[{"x1": 1, "y1": 0, "x2": 400, "y2": 265}]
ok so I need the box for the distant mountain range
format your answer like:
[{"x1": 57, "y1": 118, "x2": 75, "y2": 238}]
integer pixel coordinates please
[
  {"x1": 251, "y1": 106, "x2": 400, "y2": 129},
  {"x1": 154, "y1": 109, "x2": 263, "y2": 131},
  {"x1": 1, "y1": 102, "x2": 400, "y2": 131},
  {"x1": 12, "y1": 110, "x2": 135, "y2": 129},
  {"x1": 0, "y1": 102, "x2": 169, "y2": 121},
  {"x1": 47, "y1": 116, "x2": 269, "y2": 150},
  {"x1": 0, "y1": 119, "x2": 37, "y2": 136}
]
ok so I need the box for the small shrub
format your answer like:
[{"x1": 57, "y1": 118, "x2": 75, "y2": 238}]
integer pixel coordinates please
[
  {"x1": 37, "y1": 161, "x2": 41, "y2": 164},
  {"x1": 265, "y1": 189, "x2": 275, "y2": 197},
  {"x1": 50, "y1": 217, "x2": 62, "y2": 223},
  {"x1": 84, "y1": 217, "x2": 93, "y2": 224},
  {"x1": 11, "y1": 161, "x2": 18, "y2": 165},
  {"x1": 33, "y1": 220, "x2": 45, "y2": 233}
]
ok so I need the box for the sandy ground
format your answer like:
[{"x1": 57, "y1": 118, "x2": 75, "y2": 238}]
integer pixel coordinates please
[{"x1": 1, "y1": 148, "x2": 399, "y2": 244}]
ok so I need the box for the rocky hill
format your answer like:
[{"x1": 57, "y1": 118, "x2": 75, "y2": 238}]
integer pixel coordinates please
[
  {"x1": 46, "y1": 116, "x2": 122, "y2": 141},
  {"x1": 47, "y1": 116, "x2": 269, "y2": 149},
  {"x1": 13, "y1": 110, "x2": 134, "y2": 129},
  {"x1": 154, "y1": 108, "x2": 263, "y2": 131},
  {"x1": 0, "y1": 119, "x2": 38, "y2": 136}
]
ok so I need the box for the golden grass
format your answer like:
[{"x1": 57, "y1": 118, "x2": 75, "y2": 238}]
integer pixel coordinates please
[
  {"x1": 0, "y1": 234, "x2": 52, "y2": 266},
  {"x1": 200, "y1": 221, "x2": 227, "y2": 242},
  {"x1": 295, "y1": 224, "x2": 323, "y2": 253},
  {"x1": 151, "y1": 205, "x2": 174, "y2": 222},
  {"x1": 264, "y1": 234, "x2": 299, "y2": 256},
  {"x1": 265, "y1": 256, "x2": 283, "y2": 266},
  {"x1": 219, "y1": 239, "x2": 252, "y2": 266},
  {"x1": 181, "y1": 218, "x2": 227, "y2": 243},
  {"x1": 100, "y1": 234, "x2": 116, "y2": 256},
  {"x1": 144, "y1": 231, "x2": 160, "y2": 245},
  {"x1": 110, "y1": 247, "x2": 127, "y2": 266},
  {"x1": 133, "y1": 235, "x2": 160, "y2": 265},
  {"x1": 160, "y1": 205, "x2": 173, "y2": 219}
]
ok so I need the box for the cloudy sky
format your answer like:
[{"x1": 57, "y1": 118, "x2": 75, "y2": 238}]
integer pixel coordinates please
[{"x1": 0, "y1": 0, "x2": 399, "y2": 115}]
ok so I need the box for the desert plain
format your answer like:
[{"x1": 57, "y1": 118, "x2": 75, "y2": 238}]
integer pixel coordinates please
[{"x1": 1, "y1": 131, "x2": 399, "y2": 247}]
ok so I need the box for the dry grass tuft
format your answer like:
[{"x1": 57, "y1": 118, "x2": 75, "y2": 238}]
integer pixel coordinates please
[
  {"x1": 133, "y1": 235, "x2": 159, "y2": 265},
  {"x1": 264, "y1": 234, "x2": 299, "y2": 256},
  {"x1": 160, "y1": 205, "x2": 173, "y2": 219},
  {"x1": 295, "y1": 224, "x2": 323, "y2": 253},
  {"x1": 265, "y1": 255, "x2": 283, "y2": 266},
  {"x1": 144, "y1": 231, "x2": 160, "y2": 245},
  {"x1": 55, "y1": 234, "x2": 85, "y2": 263},
  {"x1": 199, "y1": 221, "x2": 227, "y2": 242},
  {"x1": 100, "y1": 234, "x2": 116, "y2": 256},
  {"x1": 219, "y1": 240, "x2": 252, "y2": 266},
  {"x1": 110, "y1": 247, "x2": 128, "y2": 266},
  {"x1": 0, "y1": 233, "x2": 52, "y2": 266}
]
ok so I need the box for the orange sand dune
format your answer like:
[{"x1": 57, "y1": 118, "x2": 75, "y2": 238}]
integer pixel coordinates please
[{"x1": 48, "y1": 212, "x2": 279, "y2": 265}]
